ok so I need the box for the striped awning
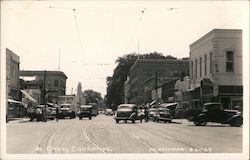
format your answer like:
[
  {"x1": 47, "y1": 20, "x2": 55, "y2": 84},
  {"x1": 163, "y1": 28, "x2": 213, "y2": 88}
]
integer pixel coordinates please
[
  {"x1": 8, "y1": 99, "x2": 28, "y2": 108},
  {"x1": 20, "y1": 90, "x2": 37, "y2": 103}
]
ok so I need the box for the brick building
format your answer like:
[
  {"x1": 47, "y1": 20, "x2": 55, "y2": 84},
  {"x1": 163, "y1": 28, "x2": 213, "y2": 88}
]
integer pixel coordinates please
[{"x1": 129, "y1": 59, "x2": 189, "y2": 104}]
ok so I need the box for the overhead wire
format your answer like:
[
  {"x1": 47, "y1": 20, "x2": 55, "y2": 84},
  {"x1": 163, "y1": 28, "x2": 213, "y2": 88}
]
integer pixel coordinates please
[
  {"x1": 126, "y1": 8, "x2": 146, "y2": 54},
  {"x1": 73, "y1": 8, "x2": 85, "y2": 61}
]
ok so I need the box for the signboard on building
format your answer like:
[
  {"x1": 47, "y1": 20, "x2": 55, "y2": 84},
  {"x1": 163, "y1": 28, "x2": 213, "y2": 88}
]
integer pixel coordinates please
[{"x1": 201, "y1": 79, "x2": 213, "y2": 96}]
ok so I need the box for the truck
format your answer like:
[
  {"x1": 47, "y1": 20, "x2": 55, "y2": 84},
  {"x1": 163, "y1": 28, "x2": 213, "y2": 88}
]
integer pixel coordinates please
[
  {"x1": 186, "y1": 102, "x2": 243, "y2": 127},
  {"x1": 87, "y1": 103, "x2": 98, "y2": 116},
  {"x1": 58, "y1": 103, "x2": 76, "y2": 119}
]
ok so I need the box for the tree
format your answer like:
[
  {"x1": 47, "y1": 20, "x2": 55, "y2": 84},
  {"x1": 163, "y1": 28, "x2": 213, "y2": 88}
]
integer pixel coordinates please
[
  {"x1": 105, "y1": 52, "x2": 178, "y2": 109},
  {"x1": 83, "y1": 89, "x2": 102, "y2": 104}
]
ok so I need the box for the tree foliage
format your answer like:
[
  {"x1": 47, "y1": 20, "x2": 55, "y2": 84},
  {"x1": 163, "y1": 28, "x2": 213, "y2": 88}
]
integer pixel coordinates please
[
  {"x1": 83, "y1": 89, "x2": 102, "y2": 104},
  {"x1": 105, "y1": 52, "x2": 177, "y2": 110}
]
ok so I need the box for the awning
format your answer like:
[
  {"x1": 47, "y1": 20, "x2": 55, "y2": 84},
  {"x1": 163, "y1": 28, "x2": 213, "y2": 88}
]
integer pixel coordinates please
[
  {"x1": 20, "y1": 90, "x2": 37, "y2": 103},
  {"x1": 19, "y1": 76, "x2": 37, "y2": 81},
  {"x1": 150, "y1": 100, "x2": 156, "y2": 106},
  {"x1": 8, "y1": 99, "x2": 28, "y2": 108}
]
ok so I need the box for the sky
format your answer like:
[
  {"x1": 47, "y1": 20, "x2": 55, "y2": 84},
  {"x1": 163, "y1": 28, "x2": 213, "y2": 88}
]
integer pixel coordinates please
[{"x1": 1, "y1": 0, "x2": 248, "y2": 97}]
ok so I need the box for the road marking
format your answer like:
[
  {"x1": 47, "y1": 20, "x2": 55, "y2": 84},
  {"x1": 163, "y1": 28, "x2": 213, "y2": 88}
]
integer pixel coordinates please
[
  {"x1": 82, "y1": 123, "x2": 106, "y2": 153},
  {"x1": 134, "y1": 136, "x2": 158, "y2": 153},
  {"x1": 46, "y1": 124, "x2": 61, "y2": 154}
]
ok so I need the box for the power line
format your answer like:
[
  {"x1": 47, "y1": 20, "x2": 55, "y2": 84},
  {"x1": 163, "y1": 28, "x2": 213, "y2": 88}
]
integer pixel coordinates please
[
  {"x1": 126, "y1": 8, "x2": 146, "y2": 54},
  {"x1": 73, "y1": 8, "x2": 85, "y2": 60}
]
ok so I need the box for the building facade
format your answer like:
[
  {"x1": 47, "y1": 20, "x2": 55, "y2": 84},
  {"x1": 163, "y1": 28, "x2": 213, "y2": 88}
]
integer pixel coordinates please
[
  {"x1": 6, "y1": 48, "x2": 23, "y2": 119},
  {"x1": 189, "y1": 29, "x2": 242, "y2": 110},
  {"x1": 58, "y1": 95, "x2": 77, "y2": 110},
  {"x1": 19, "y1": 70, "x2": 67, "y2": 103},
  {"x1": 6, "y1": 48, "x2": 20, "y2": 100},
  {"x1": 129, "y1": 59, "x2": 189, "y2": 104}
]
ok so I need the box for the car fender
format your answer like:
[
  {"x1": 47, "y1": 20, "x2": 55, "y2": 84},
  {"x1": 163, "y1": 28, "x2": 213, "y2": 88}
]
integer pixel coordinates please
[
  {"x1": 227, "y1": 115, "x2": 243, "y2": 123},
  {"x1": 129, "y1": 112, "x2": 136, "y2": 119},
  {"x1": 194, "y1": 113, "x2": 206, "y2": 121}
]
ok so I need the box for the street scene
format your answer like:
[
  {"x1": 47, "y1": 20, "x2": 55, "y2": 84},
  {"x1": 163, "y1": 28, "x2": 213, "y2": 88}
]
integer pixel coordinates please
[
  {"x1": 7, "y1": 115, "x2": 242, "y2": 154},
  {"x1": 1, "y1": 1, "x2": 249, "y2": 160}
]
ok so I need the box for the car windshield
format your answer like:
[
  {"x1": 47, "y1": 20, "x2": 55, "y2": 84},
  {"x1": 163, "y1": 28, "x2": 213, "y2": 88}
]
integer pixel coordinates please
[
  {"x1": 61, "y1": 105, "x2": 70, "y2": 109},
  {"x1": 117, "y1": 106, "x2": 133, "y2": 111},
  {"x1": 204, "y1": 103, "x2": 223, "y2": 110}
]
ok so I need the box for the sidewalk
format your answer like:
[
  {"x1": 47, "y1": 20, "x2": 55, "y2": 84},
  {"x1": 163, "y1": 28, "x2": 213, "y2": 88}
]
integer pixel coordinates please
[{"x1": 7, "y1": 118, "x2": 31, "y2": 123}]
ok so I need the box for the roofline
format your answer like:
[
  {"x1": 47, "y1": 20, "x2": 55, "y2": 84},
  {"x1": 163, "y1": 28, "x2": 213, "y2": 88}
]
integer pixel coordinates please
[
  {"x1": 129, "y1": 59, "x2": 189, "y2": 74},
  {"x1": 190, "y1": 29, "x2": 242, "y2": 48},
  {"x1": 20, "y1": 70, "x2": 68, "y2": 79}
]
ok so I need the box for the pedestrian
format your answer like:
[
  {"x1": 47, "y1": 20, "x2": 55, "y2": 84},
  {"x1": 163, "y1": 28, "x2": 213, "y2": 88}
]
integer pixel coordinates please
[
  {"x1": 144, "y1": 107, "x2": 149, "y2": 122},
  {"x1": 42, "y1": 107, "x2": 47, "y2": 122},
  {"x1": 138, "y1": 108, "x2": 144, "y2": 123},
  {"x1": 56, "y1": 107, "x2": 59, "y2": 122},
  {"x1": 35, "y1": 107, "x2": 42, "y2": 122}
]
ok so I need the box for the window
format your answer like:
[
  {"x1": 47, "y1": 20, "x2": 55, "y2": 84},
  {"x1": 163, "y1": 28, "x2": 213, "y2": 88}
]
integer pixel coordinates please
[
  {"x1": 54, "y1": 80, "x2": 59, "y2": 87},
  {"x1": 191, "y1": 61, "x2": 193, "y2": 79},
  {"x1": 200, "y1": 57, "x2": 202, "y2": 77},
  {"x1": 195, "y1": 59, "x2": 198, "y2": 78},
  {"x1": 209, "y1": 52, "x2": 213, "y2": 74},
  {"x1": 226, "y1": 51, "x2": 234, "y2": 72},
  {"x1": 204, "y1": 55, "x2": 207, "y2": 75}
]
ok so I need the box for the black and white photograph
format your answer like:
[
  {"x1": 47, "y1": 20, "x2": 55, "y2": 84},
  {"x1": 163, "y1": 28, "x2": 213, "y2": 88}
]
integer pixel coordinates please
[{"x1": 0, "y1": 0, "x2": 249, "y2": 160}]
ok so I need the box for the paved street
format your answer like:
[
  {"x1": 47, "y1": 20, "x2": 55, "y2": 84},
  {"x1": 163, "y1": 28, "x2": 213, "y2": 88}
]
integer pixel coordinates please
[{"x1": 7, "y1": 114, "x2": 242, "y2": 154}]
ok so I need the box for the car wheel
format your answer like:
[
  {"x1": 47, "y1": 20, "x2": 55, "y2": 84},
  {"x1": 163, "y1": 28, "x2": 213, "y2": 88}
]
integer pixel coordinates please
[
  {"x1": 195, "y1": 117, "x2": 207, "y2": 126},
  {"x1": 89, "y1": 116, "x2": 92, "y2": 120},
  {"x1": 132, "y1": 118, "x2": 135, "y2": 123},
  {"x1": 230, "y1": 117, "x2": 242, "y2": 127}
]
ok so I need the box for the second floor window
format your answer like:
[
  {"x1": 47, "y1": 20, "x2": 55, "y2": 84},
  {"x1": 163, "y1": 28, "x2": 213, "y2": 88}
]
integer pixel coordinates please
[
  {"x1": 226, "y1": 51, "x2": 234, "y2": 72},
  {"x1": 54, "y1": 80, "x2": 59, "y2": 87},
  {"x1": 200, "y1": 57, "x2": 202, "y2": 77},
  {"x1": 204, "y1": 55, "x2": 207, "y2": 75}
]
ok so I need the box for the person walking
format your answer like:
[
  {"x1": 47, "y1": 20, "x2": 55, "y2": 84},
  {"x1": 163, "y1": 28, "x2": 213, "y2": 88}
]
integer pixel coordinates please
[
  {"x1": 56, "y1": 106, "x2": 59, "y2": 122},
  {"x1": 144, "y1": 107, "x2": 149, "y2": 122}
]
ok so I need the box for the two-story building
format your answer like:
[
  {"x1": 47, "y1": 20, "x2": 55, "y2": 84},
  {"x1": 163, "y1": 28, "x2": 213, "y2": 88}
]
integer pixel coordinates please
[
  {"x1": 19, "y1": 70, "x2": 67, "y2": 104},
  {"x1": 189, "y1": 29, "x2": 242, "y2": 110}
]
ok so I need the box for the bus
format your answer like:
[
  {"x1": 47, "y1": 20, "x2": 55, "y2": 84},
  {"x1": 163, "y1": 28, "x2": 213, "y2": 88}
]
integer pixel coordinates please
[{"x1": 87, "y1": 103, "x2": 98, "y2": 116}]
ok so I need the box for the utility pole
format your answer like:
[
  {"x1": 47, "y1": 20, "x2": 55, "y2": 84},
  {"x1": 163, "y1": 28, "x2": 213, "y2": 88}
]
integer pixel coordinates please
[
  {"x1": 42, "y1": 70, "x2": 47, "y2": 105},
  {"x1": 155, "y1": 71, "x2": 158, "y2": 101}
]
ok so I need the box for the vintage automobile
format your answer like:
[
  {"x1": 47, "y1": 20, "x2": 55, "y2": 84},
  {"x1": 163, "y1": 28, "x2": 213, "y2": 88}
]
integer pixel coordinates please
[
  {"x1": 188, "y1": 102, "x2": 243, "y2": 127},
  {"x1": 148, "y1": 108, "x2": 157, "y2": 120},
  {"x1": 58, "y1": 103, "x2": 76, "y2": 119},
  {"x1": 105, "y1": 108, "x2": 114, "y2": 116},
  {"x1": 35, "y1": 105, "x2": 55, "y2": 122},
  {"x1": 153, "y1": 107, "x2": 172, "y2": 123},
  {"x1": 114, "y1": 104, "x2": 139, "y2": 123},
  {"x1": 77, "y1": 105, "x2": 92, "y2": 120},
  {"x1": 159, "y1": 102, "x2": 182, "y2": 119}
]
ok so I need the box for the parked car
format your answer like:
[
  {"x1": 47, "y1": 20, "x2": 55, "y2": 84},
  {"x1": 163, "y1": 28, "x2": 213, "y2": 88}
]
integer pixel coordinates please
[
  {"x1": 187, "y1": 102, "x2": 243, "y2": 127},
  {"x1": 77, "y1": 105, "x2": 92, "y2": 120},
  {"x1": 148, "y1": 108, "x2": 157, "y2": 119},
  {"x1": 105, "y1": 108, "x2": 114, "y2": 115},
  {"x1": 159, "y1": 102, "x2": 182, "y2": 119},
  {"x1": 114, "y1": 104, "x2": 139, "y2": 123},
  {"x1": 153, "y1": 107, "x2": 172, "y2": 123}
]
